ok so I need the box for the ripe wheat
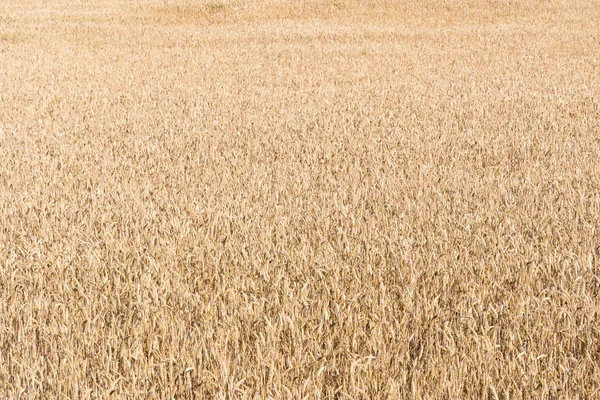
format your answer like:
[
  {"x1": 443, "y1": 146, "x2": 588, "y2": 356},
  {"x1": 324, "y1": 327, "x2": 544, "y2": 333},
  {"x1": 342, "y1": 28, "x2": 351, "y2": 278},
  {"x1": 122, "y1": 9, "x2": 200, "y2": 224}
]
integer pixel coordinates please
[{"x1": 1, "y1": 0, "x2": 600, "y2": 398}]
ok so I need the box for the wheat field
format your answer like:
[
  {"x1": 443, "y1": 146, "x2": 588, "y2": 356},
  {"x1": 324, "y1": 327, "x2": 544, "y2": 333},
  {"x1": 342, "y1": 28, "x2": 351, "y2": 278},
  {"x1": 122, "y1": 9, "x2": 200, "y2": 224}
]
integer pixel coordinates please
[{"x1": 1, "y1": 0, "x2": 600, "y2": 398}]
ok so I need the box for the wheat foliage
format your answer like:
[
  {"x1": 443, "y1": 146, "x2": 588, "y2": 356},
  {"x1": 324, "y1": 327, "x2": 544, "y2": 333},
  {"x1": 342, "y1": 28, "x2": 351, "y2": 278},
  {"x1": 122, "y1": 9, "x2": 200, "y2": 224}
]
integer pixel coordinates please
[{"x1": 1, "y1": 0, "x2": 600, "y2": 398}]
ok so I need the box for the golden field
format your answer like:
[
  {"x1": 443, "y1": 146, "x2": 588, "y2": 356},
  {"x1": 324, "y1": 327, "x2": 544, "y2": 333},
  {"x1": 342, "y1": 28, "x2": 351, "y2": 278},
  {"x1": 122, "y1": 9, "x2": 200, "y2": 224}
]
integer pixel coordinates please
[{"x1": 1, "y1": 0, "x2": 600, "y2": 398}]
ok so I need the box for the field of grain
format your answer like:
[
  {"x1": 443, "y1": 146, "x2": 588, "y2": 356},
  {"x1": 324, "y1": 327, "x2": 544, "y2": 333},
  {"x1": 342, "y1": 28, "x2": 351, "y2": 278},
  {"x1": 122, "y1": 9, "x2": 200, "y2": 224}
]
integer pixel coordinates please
[{"x1": 1, "y1": 0, "x2": 600, "y2": 398}]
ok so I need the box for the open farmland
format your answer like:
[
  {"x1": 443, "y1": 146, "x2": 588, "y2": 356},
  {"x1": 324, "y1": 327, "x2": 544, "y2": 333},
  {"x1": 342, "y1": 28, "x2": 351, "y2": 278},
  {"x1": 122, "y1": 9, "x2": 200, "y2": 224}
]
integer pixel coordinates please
[{"x1": 1, "y1": 0, "x2": 600, "y2": 397}]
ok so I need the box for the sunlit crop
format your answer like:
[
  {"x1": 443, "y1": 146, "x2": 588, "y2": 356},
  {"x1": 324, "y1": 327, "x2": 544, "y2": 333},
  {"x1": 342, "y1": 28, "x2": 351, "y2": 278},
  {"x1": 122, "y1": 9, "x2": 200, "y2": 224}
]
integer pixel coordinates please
[{"x1": 1, "y1": 0, "x2": 600, "y2": 398}]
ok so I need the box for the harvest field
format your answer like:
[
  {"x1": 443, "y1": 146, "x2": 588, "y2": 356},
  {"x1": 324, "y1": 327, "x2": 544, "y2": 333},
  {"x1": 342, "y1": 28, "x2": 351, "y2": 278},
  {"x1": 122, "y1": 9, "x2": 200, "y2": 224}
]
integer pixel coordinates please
[{"x1": 1, "y1": 0, "x2": 600, "y2": 398}]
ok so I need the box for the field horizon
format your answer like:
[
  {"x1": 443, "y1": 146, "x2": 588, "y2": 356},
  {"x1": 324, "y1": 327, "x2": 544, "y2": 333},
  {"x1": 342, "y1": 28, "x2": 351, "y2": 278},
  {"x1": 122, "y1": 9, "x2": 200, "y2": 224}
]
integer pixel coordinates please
[{"x1": 1, "y1": 0, "x2": 600, "y2": 398}]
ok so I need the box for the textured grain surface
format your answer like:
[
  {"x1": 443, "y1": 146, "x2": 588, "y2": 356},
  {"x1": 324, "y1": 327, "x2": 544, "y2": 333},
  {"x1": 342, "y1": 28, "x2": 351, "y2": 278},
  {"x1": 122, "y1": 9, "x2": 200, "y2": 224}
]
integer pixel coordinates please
[{"x1": 1, "y1": 0, "x2": 600, "y2": 398}]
